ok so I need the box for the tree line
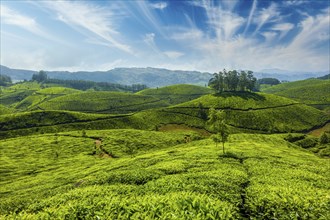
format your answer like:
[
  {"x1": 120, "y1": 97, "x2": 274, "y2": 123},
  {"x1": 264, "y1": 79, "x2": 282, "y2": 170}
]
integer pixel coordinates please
[
  {"x1": 31, "y1": 71, "x2": 147, "y2": 92},
  {"x1": 0, "y1": 74, "x2": 12, "y2": 86},
  {"x1": 208, "y1": 69, "x2": 257, "y2": 92}
]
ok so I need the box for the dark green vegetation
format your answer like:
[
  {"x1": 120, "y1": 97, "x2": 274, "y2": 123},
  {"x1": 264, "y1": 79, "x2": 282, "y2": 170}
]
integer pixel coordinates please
[
  {"x1": 1, "y1": 78, "x2": 330, "y2": 219},
  {"x1": 262, "y1": 78, "x2": 330, "y2": 110},
  {"x1": 137, "y1": 84, "x2": 212, "y2": 104},
  {"x1": 208, "y1": 70, "x2": 257, "y2": 92},
  {"x1": 0, "y1": 74, "x2": 12, "y2": 86}
]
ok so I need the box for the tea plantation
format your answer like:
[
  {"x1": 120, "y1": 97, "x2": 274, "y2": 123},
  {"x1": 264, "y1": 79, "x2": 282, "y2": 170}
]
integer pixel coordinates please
[
  {"x1": 0, "y1": 130, "x2": 329, "y2": 219},
  {"x1": 0, "y1": 82, "x2": 329, "y2": 219}
]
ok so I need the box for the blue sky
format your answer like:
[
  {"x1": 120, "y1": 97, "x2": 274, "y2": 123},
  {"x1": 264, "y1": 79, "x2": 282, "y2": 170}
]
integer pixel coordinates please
[{"x1": 1, "y1": 0, "x2": 329, "y2": 73}]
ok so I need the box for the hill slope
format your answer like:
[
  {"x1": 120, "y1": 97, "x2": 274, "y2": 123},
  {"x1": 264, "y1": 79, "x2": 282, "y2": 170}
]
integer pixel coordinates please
[
  {"x1": 168, "y1": 92, "x2": 329, "y2": 132},
  {"x1": 262, "y1": 79, "x2": 330, "y2": 109},
  {"x1": 137, "y1": 84, "x2": 212, "y2": 104},
  {"x1": 0, "y1": 130, "x2": 329, "y2": 219},
  {"x1": 37, "y1": 91, "x2": 170, "y2": 113}
]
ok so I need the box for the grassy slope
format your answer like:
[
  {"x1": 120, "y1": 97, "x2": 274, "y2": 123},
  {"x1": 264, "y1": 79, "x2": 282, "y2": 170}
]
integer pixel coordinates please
[
  {"x1": 0, "y1": 130, "x2": 329, "y2": 219},
  {"x1": 1, "y1": 92, "x2": 328, "y2": 139},
  {"x1": 170, "y1": 92, "x2": 329, "y2": 132},
  {"x1": 14, "y1": 87, "x2": 82, "y2": 111},
  {"x1": 0, "y1": 105, "x2": 13, "y2": 115},
  {"x1": 262, "y1": 79, "x2": 330, "y2": 108},
  {"x1": 137, "y1": 84, "x2": 213, "y2": 105},
  {"x1": 0, "y1": 82, "x2": 41, "y2": 106},
  {"x1": 37, "y1": 91, "x2": 170, "y2": 113}
]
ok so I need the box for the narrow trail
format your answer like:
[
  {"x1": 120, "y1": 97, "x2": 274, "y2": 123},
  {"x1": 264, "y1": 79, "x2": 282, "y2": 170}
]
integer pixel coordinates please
[{"x1": 238, "y1": 157, "x2": 251, "y2": 219}]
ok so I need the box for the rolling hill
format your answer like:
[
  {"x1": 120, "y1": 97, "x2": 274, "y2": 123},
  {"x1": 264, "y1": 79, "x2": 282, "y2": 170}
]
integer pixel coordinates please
[
  {"x1": 36, "y1": 91, "x2": 170, "y2": 113},
  {"x1": 167, "y1": 92, "x2": 329, "y2": 133},
  {"x1": 1, "y1": 91, "x2": 328, "y2": 140},
  {"x1": 261, "y1": 79, "x2": 330, "y2": 110},
  {"x1": 137, "y1": 84, "x2": 213, "y2": 104}
]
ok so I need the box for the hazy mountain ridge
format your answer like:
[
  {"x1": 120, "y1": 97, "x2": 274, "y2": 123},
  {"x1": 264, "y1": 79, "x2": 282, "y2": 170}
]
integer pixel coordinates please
[
  {"x1": 1, "y1": 65, "x2": 329, "y2": 86},
  {"x1": 0, "y1": 65, "x2": 211, "y2": 87},
  {"x1": 256, "y1": 69, "x2": 330, "y2": 81}
]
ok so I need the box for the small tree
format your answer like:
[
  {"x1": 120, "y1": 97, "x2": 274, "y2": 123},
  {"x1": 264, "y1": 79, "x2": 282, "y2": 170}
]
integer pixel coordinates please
[
  {"x1": 320, "y1": 132, "x2": 329, "y2": 144},
  {"x1": 208, "y1": 108, "x2": 230, "y2": 154}
]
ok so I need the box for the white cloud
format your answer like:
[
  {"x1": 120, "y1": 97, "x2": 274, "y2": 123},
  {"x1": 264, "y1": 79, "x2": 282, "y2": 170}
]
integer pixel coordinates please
[
  {"x1": 271, "y1": 23, "x2": 294, "y2": 39},
  {"x1": 0, "y1": 5, "x2": 59, "y2": 42},
  {"x1": 163, "y1": 51, "x2": 184, "y2": 59},
  {"x1": 253, "y1": 2, "x2": 280, "y2": 36},
  {"x1": 43, "y1": 1, "x2": 132, "y2": 54},
  {"x1": 243, "y1": 0, "x2": 257, "y2": 35},
  {"x1": 150, "y1": 2, "x2": 168, "y2": 10}
]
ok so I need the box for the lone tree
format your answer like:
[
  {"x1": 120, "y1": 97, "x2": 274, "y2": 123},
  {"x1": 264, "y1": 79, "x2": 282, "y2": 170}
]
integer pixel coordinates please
[{"x1": 207, "y1": 108, "x2": 229, "y2": 154}]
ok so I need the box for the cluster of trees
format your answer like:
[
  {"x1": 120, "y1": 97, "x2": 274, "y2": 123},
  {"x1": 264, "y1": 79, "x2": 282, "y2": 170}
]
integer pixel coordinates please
[
  {"x1": 0, "y1": 74, "x2": 12, "y2": 86},
  {"x1": 31, "y1": 71, "x2": 147, "y2": 92},
  {"x1": 32, "y1": 71, "x2": 48, "y2": 82},
  {"x1": 45, "y1": 78, "x2": 147, "y2": 92},
  {"x1": 208, "y1": 70, "x2": 257, "y2": 93},
  {"x1": 257, "y1": 78, "x2": 281, "y2": 86}
]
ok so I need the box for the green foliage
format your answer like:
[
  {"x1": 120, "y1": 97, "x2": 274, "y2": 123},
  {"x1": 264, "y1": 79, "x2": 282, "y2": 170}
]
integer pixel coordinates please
[
  {"x1": 137, "y1": 84, "x2": 212, "y2": 105},
  {"x1": 0, "y1": 74, "x2": 12, "y2": 86},
  {"x1": 32, "y1": 70, "x2": 48, "y2": 82},
  {"x1": 37, "y1": 91, "x2": 169, "y2": 113},
  {"x1": 0, "y1": 105, "x2": 13, "y2": 115},
  {"x1": 209, "y1": 70, "x2": 257, "y2": 92},
  {"x1": 258, "y1": 78, "x2": 281, "y2": 86},
  {"x1": 45, "y1": 78, "x2": 147, "y2": 92},
  {"x1": 320, "y1": 132, "x2": 329, "y2": 144},
  {"x1": 208, "y1": 108, "x2": 229, "y2": 153},
  {"x1": 262, "y1": 79, "x2": 330, "y2": 109},
  {"x1": 172, "y1": 93, "x2": 328, "y2": 133},
  {"x1": 1, "y1": 132, "x2": 329, "y2": 219}
]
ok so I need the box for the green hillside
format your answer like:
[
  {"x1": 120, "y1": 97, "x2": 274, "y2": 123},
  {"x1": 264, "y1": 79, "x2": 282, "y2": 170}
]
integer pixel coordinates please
[
  {"x1": 37, "y1": 91, "x2": 170, "y2": 113},
  {"x1": 262, "y1": 79, "x2": 330, "y2": 109},
  {"x1": 0, "y1": 82, "x2": 41, "y2": 106},
  {"x1": 137, "y1": 84, "x2": 212, "y2": 104},
  {"x1": 1, "y1": 92, "x2": 328, "y2": 139},
  {"x1": 0, "y1": 105, "x2": 13, "y2": 115},
  {"x1": 14, "y1": 87, "x2": 82, "y2": 111},
  {"x1": 168, "y1": 92, "x2": 329, "y2": 133},
  {"x1": 0, "y1": 130, "x2": 329, "y2": 219}
]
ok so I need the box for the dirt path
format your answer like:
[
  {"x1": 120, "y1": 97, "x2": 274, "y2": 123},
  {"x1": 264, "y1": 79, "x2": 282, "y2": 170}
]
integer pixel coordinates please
[{"x1": 308, "y1": 122, "x2": 330, "y2": 137}]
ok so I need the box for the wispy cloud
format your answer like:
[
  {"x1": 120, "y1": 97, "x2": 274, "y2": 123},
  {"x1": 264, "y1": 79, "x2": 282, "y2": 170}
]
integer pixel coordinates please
[
  {"x1": 252, "y1": 2, "x2": 280, "y2": 36},
  {"x1": 150, "y1": 2, "x2": 168, "y2": 10},
  {"x1": 0, "y1": 5, "x2": 57, "y2": 42},
  {"x1": 163, "y1": 51, "x2": 184, "y2": 59},
  {"x1": 43, "y1": 1, "x2": 132, "y2": 53},
  {"x1": 243, "y1": 0, "x2": 257, "y2": 35},
  {"x1": 272, "y1": 23, "x2": 294, "y2": 39}
]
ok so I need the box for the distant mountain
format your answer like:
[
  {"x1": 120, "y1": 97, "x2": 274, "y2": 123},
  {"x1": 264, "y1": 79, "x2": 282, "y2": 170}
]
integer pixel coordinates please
[
  {"x1": 0, "y1": 65, "x2": 37, "y2": 82},
  {"x1": 0, "y1": 65, "x2": 212, "y2": 87},
  {"x1": 317, "y1": 74, "x2": 330, "y2": 80},
  {"x1": 256, "y1": 69, "x2": 330, "y2": 81}
]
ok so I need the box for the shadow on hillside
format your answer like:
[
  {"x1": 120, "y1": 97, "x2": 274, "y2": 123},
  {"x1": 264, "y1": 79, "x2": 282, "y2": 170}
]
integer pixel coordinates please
[{"x1": 212, "y1": 91, "x2": 265, "y2": 101}]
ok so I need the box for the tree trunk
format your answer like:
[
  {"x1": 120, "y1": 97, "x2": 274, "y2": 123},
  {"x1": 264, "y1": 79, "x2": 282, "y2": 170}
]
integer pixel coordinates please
[{"x1": 222, "y1": 142, "x2": 225, "y2": 154}]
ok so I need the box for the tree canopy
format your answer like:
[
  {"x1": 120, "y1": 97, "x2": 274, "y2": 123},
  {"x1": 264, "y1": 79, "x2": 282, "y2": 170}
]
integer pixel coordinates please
[
  {"x1": 208, "y1": 69, "x2": 257, "y2": 93},
  {"x1": 258, "y1": 78, "x2": 281, "y2": 86},
  {"x1": 0, "y1": 74, "x2": 12, "y2": 86},
  {"x1": 207, "y1": 108, "x2": 229, "y2": 154},
  {"x1": 32, "y1": 70, "x2": 48, "y2": 82}
]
